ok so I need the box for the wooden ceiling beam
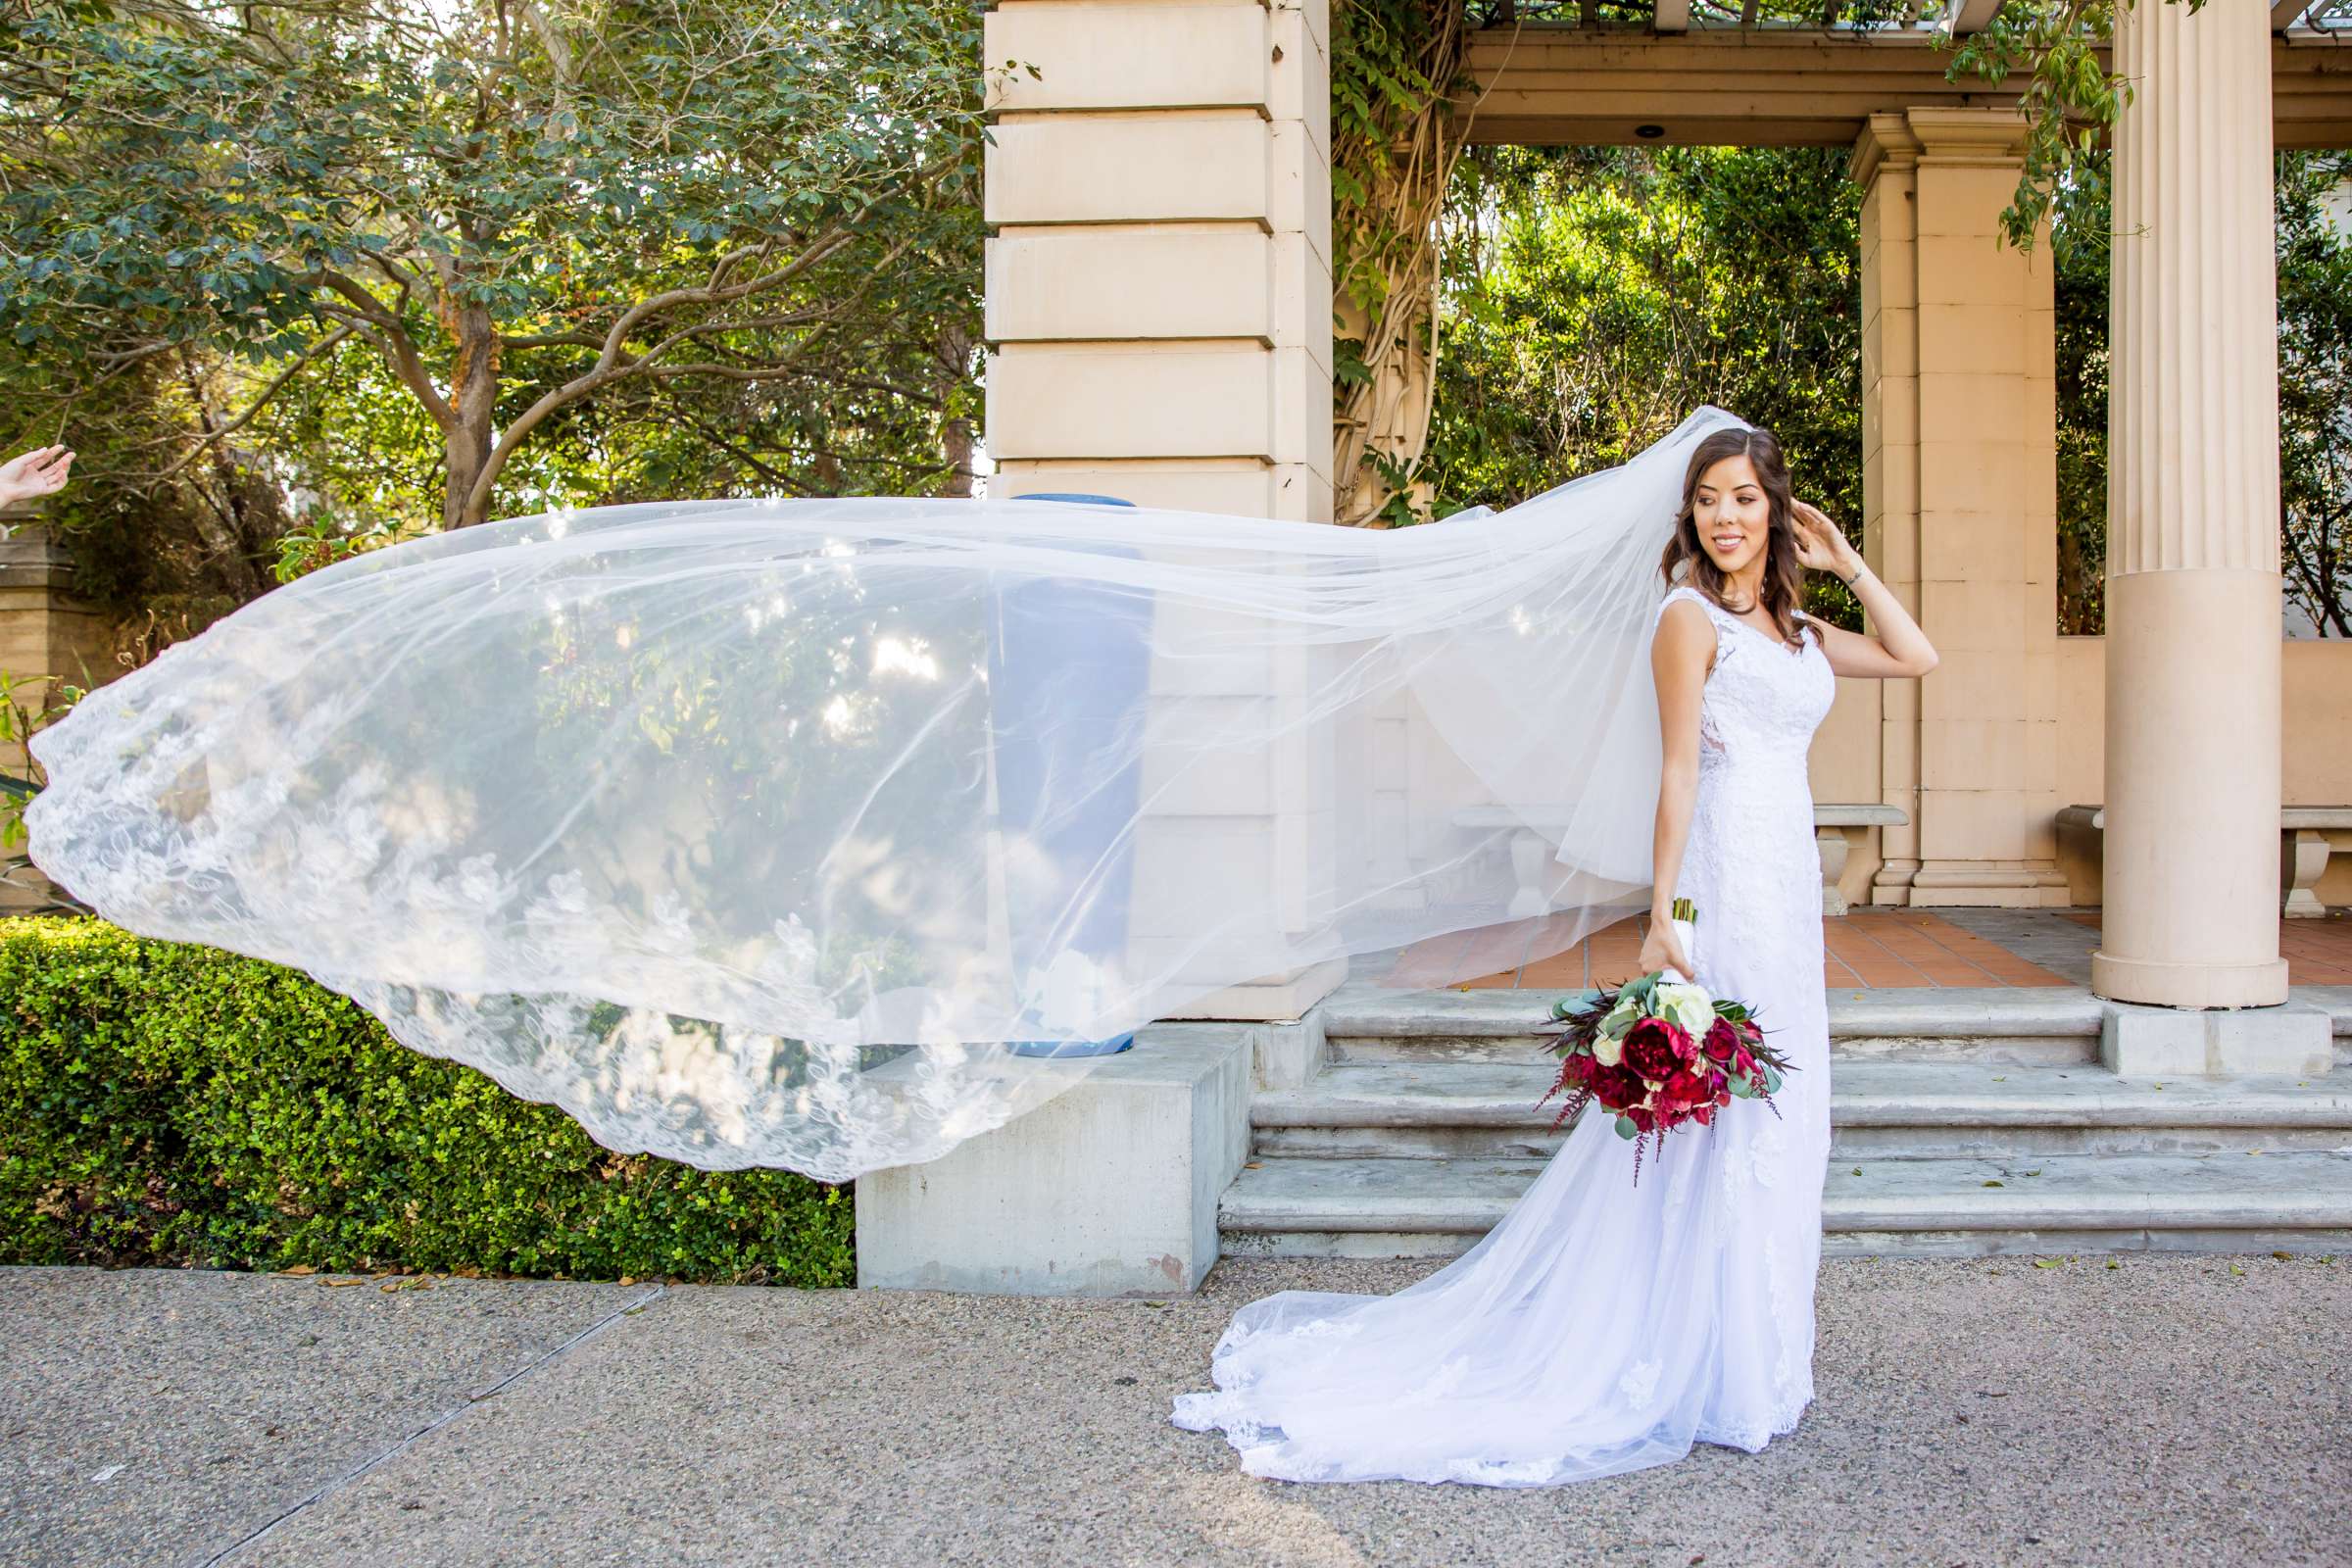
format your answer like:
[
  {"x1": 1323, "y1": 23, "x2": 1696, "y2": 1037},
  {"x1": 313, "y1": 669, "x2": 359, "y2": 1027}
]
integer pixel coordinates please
[{"x1": 1456, "y1": 27, "x2": 2352, "y2": 150}]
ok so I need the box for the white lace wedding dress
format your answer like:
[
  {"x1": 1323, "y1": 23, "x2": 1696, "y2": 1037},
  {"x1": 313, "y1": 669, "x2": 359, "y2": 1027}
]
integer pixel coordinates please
[{"x1": 1170, "y1": 582, "x2": 1839, "y2": 1486}]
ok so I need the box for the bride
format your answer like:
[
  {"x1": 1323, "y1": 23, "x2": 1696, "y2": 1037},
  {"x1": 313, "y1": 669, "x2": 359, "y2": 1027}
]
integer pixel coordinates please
[{"x1": 1169, "y1": 421, "x2": 1937, "y2": 1486}]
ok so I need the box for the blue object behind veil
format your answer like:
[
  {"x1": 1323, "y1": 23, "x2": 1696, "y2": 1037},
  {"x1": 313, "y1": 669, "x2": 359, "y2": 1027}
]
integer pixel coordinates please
[{"x1": 993, "y1": 493, "x2": 1147, "y2": 1057}]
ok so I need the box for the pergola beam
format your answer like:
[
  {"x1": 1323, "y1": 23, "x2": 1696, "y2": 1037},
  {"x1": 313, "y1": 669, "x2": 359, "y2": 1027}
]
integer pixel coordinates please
[
  {"x1": 1458, "y1": 26, "x2": 2352, "y2": 149},
  {"x1": 2270, "y1": 0, "x2": 2313, "y2": 30}
]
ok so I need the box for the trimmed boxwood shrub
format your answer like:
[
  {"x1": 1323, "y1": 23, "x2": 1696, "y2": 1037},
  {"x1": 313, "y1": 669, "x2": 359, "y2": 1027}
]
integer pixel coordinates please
[{"x1": 0, "y1": 916, "x2": 854, "y2": 1286}]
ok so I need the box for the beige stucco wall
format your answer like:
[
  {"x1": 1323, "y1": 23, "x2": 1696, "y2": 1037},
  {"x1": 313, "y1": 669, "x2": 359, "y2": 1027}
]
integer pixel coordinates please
[
  {"x1": 1801, "y1": 631, "x2": 2352, "y2": 912},
  {"x1": 2050, "y1": 636, "x2": 2352, "y2": 907},
  {"x1": 1812, "y1": 636, "x2": 2351, "y2": 911}
]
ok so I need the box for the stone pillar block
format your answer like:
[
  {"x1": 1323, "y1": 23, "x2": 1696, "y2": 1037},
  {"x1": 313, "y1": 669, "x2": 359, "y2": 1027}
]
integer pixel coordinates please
[
  {"x1": 987, "y1": 343, "x2": 1273, "y2": 461},
  {"x1": 985, "y1": 227, "x2": 1277, "y2": 343},
  {"x1": 855, "y1": 1023, "x2": 1251, "y2": 1296},
  {"x1": 0, "y1": 513, "x2": 116, "y2": 914},
  {"x1": 985, "y1": 116, "x2": 1273, "y2": 227},
  {"x1": 2100, "y1": 1000, "x2": 2333, "y2": 1079},
  {"x1": 984, "y1": 5, "x2": 1272, "y2": 115}
]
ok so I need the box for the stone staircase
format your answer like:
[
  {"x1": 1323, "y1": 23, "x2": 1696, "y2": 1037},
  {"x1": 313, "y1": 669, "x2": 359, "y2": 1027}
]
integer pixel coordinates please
[{"x1": 1219, "y1": 984, "x2": 2352, "y2": 1259}]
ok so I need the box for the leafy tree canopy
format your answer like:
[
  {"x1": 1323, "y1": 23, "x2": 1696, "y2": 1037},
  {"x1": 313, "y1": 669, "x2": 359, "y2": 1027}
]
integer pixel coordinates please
[{"x1": 1, "y1": 0, "x2": 989, "y2": 542}]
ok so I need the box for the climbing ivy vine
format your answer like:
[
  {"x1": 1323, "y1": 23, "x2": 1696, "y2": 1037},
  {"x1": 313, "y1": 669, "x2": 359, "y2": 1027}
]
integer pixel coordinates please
[
  {"x1": 1939, "y1": 0, "x2": 2217, "y2": 253},
  {"x1": 1327, "y1": 0, "x2": 1475, "y2": 525}
]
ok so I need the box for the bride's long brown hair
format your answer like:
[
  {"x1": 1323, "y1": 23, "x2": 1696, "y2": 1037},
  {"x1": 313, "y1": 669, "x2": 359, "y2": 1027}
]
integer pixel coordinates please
[{"x1": 1657, "y1": 424, "x2": 1820, "y2": 651}]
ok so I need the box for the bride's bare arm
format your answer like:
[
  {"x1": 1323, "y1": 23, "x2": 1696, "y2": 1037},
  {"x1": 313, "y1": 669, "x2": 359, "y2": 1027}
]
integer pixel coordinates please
[
  {"x1": 1642, "y1": 601, "x2": 1713, "y2": 979},
  {"x1": 1788, "y1": 500, "x2": 1938, "y2": 681}
]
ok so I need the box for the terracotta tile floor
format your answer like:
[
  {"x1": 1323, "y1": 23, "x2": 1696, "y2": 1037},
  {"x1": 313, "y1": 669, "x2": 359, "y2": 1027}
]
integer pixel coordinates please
[{"x1": 1379, "y1": 906, "x2": 2352, "y2": 991}]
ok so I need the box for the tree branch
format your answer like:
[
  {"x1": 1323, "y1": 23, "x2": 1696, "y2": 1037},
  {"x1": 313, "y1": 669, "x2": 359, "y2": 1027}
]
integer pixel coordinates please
[
  {"x1": 154, "y1": 324, "x2": 359, "y2": 483},
  {"x1": 306, "y1": 269, "x2": 456, "y2": 428},
  {"x1": 457, "y1": 228, "x2": 877, "y2": 521}
]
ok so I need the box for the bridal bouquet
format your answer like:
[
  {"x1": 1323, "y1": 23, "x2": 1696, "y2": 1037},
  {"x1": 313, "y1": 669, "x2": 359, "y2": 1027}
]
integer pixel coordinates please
[{"x1": 1536, "y1": 903, "x2": 1795, "y2": 1184}]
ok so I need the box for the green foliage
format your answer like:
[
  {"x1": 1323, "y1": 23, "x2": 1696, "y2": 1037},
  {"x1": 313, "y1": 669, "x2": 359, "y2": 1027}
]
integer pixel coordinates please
[
  {"x1": 1326, "y1": 0, "x2": 1471, "y2": 521},
  {"x1": 0, "y1": 916, "x2": 855, "y2": 1285},
  {"x1": 2276, "y1": 150, "x2": 2352, "y2": 637},
  {"x1": 1, "y1": 0, "x2": 988, "y2": 586},
  {"x1": 2050, "y1": 158, "x2": 2113, "y2": 636},
  {"x1": 1329, "y1": 0, "x2": 1467, "y2": 331},
  {"x1": 1422, "y1": 134, "x2": 2349, "y2": 637},
  {"x1": 2043, "y1": 148, "x2": 2352, "y2": 635},
  {"x1": 1426, "y1": 145, "x2": 1868, "y2": 626}
]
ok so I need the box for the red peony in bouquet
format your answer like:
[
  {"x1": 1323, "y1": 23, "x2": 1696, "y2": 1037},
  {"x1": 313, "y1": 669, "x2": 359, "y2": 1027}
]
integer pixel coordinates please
[{"x1": 1536, "y1": 939, "x2": 1795, "y2": 1186}]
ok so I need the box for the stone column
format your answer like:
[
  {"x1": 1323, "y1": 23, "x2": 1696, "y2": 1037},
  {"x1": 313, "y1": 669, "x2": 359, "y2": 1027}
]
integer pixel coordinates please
[
  {"x1": 2092, "y1": 0, "x2": 2289, "y2": 1008},
  {"x1": 1850, "y1": 109, "x2": 2066, "y2": 909},
  {"x1": 979, "y1": 0, "x2": 1342, "y2": 1020},
  {"x1": 1852, "y1": 118, "x2": 1923, "y2": 906},
  {"x1": 982, "y1": 0, "x2": 1332, "y2": 522},
  {"x1": 0, "y1": 505, "x2": 115, "y2": 913}
]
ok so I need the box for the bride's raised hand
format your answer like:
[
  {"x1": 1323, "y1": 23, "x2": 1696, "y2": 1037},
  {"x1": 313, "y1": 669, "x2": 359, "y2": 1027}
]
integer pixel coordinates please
[{"x1": 1788, "y1": 499, "x2": 1860, "y2": 581}]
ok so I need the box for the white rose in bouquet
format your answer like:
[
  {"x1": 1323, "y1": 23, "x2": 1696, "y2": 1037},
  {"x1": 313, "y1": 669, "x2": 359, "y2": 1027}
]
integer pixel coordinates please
[{"x1": 1655, "y1": 981, "x2": 1717, "y2": 1036}]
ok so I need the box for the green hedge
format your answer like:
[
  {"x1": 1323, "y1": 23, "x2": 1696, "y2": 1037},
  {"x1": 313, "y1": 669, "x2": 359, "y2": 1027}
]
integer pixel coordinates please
[{"x1": 0, "y1": 916, "x2": 854, "y2": 1286}]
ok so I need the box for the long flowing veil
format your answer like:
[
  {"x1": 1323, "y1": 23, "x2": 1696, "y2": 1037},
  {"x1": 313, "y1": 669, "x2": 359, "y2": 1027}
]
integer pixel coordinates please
[{"x1": 24, "y1": 405, "x2": 1749, "y2": 1180}]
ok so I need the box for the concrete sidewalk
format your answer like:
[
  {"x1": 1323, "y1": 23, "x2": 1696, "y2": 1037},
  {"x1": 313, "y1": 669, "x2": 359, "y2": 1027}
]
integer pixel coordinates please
[{"x1": 4, "y1": 1253, "x2": 2347, "y2": 1568}]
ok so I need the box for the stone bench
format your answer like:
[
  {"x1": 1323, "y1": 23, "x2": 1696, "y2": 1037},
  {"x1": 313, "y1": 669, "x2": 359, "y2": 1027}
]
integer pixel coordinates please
[
  {"x1": 1451, "y1": 802, "x2": 1910, "y2": 920},
  {"x1": 2057, "y1": 804, "x2": 2352, "y2": 917}
]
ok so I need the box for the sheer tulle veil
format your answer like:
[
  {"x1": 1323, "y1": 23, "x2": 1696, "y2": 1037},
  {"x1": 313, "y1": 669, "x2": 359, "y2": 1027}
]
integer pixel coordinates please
[{"x1": 24, "y1": 404, "x2": 1753, "y2": 1180}]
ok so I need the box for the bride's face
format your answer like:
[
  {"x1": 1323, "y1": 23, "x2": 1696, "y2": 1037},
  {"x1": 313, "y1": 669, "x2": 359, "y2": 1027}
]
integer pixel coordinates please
[{"x1": 1690, "y1": 455, "x2": 1771, "y2": 577}]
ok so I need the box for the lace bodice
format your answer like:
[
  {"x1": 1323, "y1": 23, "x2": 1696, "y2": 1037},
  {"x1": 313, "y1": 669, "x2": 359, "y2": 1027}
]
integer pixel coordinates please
[{"x1": 1653, "y1": 583, "x2": 1838, "y2": 779}]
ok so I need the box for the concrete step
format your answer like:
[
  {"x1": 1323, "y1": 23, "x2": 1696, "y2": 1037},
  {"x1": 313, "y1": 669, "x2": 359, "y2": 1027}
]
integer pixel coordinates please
[
  {"x1": 1250, "y1": 1060, "x2": 2352, "y2": 1160},
  {"x1": 1321, "y1": 984, "x2": 2111, "y2": 1066},
  {"x1": 1218, "y1": 1148, "x2": 2352, "y2": 1260}
]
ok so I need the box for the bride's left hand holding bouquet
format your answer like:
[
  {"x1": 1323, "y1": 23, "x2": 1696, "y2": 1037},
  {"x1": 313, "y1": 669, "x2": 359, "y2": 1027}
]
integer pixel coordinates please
[{"x1": 1535, "y1": 902, "x2": 1795, "y2": 1184}]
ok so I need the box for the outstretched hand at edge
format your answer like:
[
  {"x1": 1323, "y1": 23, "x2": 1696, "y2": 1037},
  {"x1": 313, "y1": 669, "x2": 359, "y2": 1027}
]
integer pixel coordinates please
[{"x1": 0, "y1": 445, "x2": 74, "y2": 510}]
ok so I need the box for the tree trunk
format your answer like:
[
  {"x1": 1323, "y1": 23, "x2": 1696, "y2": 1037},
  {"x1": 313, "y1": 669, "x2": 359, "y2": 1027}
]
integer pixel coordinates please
[
  {"x1": 936, "y1": 324, "x2": 976, "y2": 498},
  {"x1": 938, "y1": 409, "x2": 976, "y2": 499},
  {"x1": 175, "y1": 348, "x2": 268, "y2": 602},
  {"x1": 441, "y1": 296, "x2": 504, "y2": 529}
]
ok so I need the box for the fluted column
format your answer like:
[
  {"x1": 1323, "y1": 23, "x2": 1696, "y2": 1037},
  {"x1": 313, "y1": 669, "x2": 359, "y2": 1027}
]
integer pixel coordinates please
[{"x1": 2092, "y1": 0, "x2": 2288, "y2": 1007}]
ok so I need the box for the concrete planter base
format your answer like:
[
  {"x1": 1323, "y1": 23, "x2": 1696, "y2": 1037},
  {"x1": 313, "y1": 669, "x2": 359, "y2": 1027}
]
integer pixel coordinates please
[{"x1": 854, "y1": 1023, "x2": 1252, "y2": 1297}]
